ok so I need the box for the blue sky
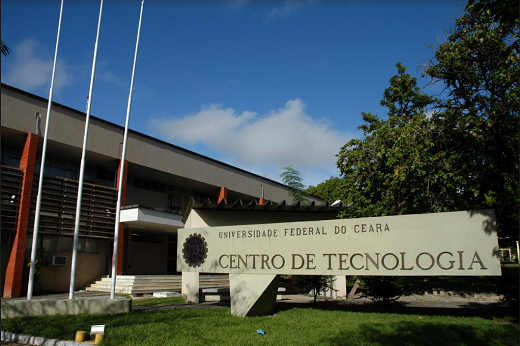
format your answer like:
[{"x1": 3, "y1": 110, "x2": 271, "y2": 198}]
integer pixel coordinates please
[{"x1": 1, "y1": 0, "x2": 464, "y2": 187}]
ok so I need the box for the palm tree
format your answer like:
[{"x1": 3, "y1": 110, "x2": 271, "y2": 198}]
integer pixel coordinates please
[{"x1": 1, "y1": 39, "x2": 10, "y2": 56}]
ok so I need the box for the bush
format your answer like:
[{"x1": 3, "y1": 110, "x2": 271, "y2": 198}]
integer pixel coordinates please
[
  {"x1": 362, "y1": 276, "x2": 403, "y2": 304},
  {"x1": 296, "y1": 275, "x2": 336, "y2": 304},
  {"x1": 497, "y1": 266, "x2": 519, "y2": 312}
]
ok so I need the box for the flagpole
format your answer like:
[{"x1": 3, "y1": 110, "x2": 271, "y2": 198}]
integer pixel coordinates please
[
  {"x1": 111, "y1": 0, "x2": 145, "y2": 300},
  {"x1": 27, "y1": 0, "x2": 64, "y2": 301},
  {"x1": 69, "y1": 0, "x2": 104, "y2": 300}
]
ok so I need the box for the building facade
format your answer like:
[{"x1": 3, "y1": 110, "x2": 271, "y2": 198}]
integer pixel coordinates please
[{"x1": 1, "y1": 83, "x2": 322, "y2": 297}]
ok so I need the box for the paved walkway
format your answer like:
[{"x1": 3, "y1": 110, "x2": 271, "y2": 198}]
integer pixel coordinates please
[{"x1": 3, "y1": 291, "x2": 111, "y2": 302}]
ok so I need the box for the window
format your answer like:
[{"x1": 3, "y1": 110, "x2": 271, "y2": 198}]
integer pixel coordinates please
[
  {"x1": 131, "y1": 231, "x2": 163, "y2": 244},
  {"x1": 58, "y1": 237, "x2": 72, "y2": 252},
  {"x1": 83, "y1": 239, "x2": 99, "y2": 254},
  {"x1": 42, "y1": 236, "x2": 58, "y2": 252},
  {"x1": 97, "y1": 169, "x2": 115, "y2": 182},
  {"x1": 6, "y1": 155, "x2": 20, "y2": 167},
  {"x1": 133, "y1": 177, "x2": 166, "y2": 192}
]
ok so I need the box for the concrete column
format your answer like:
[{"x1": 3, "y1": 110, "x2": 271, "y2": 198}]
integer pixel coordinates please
[
  {"x1": 334, "y1": 275, "x2": 347, "y2": 299},
  {"x1": 181, "y1": 272, "x2": 199, "y2": 303},
  {"x1": 3, "y1": 133, "x2": 39, "y2": 298},
  {"x1": 218, "y1": 187, "x2": 227, "y2": 203},
  {"x1": 230, "y1": 274, "x2": 279, "y2": 316},
  {"x1": 116, "y1": 160, "x2": 128, "y2": 275}
]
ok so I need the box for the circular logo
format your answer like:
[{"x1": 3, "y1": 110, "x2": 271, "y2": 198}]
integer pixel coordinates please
[{"x1": 182, "y1": 233, "x2": 208, "y2": 267}]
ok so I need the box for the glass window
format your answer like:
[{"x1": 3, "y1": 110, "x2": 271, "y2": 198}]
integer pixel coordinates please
[
  {"x1": 84, "y1": 239, "x2": 99, "y2": 254},
  {"x1": 66, "y1": 169, "x2": 78, "y2": 180},
  {"x1": 53, "y1": 167, "x2": 66, "y2": 178},
  {"x1": 6, "y1": 155, "x2": 20, "y2": 167},
  {"x1": 42, "y1": 236, "x2": 58, "y2": 252},
  {"x1": 58, "y1": 237, "x2": 72, "y2": 252}
]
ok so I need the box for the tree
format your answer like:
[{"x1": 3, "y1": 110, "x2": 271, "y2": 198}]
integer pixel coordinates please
[
  {"x1": 296, "y1": 275, "x2": 336, "y2": 305},
  {"x1": 280, "y1": 165, "x2": 309, "y2": 204},
  {"x1": 466, "y1": 0, "x2": 519, "y2": 29},
  {"x1": 306, "y1": 177, "x2": 344, "y2": 204},
  {"x1": 426, "y1": 0, "x2": 519, "y2": 245},
  {"x1": 362, "y1": 276, "x2": 403, "y2": 305},
  {"x1": 336, "y1": 0, "x2": 519, "y2": 246},
  {"x1": 336, "y1": 63, "x2": 441, "y2": 219}
]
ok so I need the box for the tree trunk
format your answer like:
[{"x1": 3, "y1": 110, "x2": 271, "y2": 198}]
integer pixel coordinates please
[{"x1": 347, "y1": 279, "x2": 361, "y2": 299}]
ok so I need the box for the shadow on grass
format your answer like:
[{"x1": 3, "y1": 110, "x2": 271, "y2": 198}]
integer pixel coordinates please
[
  {"x1": 275, "y1": 299, "x2": 518, "y2": 320},
  {"x1": 133, "y1": 301, "x2": 230, "y2": 312},
  {"x1": 321, "y1": 320, "x2": 519, "y2": 346}
]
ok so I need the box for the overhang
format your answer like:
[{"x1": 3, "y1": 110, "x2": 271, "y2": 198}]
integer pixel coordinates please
[
  {"x1": 120, "y1": 205, "x2": 184, "y2": 231},
  {"x1": 183, "y1": 197, "x2": 347, "y2": 224}
]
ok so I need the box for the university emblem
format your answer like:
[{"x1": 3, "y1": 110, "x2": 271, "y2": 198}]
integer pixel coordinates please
[{"x1": 182, "y1": 233, "x2": 208, "y2": 267}]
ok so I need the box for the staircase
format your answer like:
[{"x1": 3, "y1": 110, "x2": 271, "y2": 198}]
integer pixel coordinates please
[{"x1": 85, "y1": 275, "x2": 229, "y2": 296}]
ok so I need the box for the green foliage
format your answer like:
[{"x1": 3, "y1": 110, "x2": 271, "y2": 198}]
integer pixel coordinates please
[
  {"x1": 496, "y1": 266, "x2": 519, "y2": 311},
  {"x1": 336, "y1": 63, "x2": 442, "y2": 218},
  {"x1": 335, "y1": 0, "x2": 519, "y2": 246},
  {"x1": 362, "y1": 276, "x2": 403, "y2": 304},
  {"x1": 426, "y1": 0, "x2": 519, "y2": 245},
  {"x1": 280, "y1": 165, "x2": 309, "y2": 203},
  {"x1": 1, "y1": 39, "x2": 9, "y2": 56},
  {"x1": 306, "y1": 177, "x2": 344, "y2": 204},
  {"x1": 296, "y1": 275, "x2": 336, "y2": 304},
  {"x1": 466, "y1": 0, "x2": 519, "y2": 29}
]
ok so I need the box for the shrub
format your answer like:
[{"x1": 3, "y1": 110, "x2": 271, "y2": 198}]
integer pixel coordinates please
[{"x1": 362, "y1": 276, "x2": 403, "y2": 304}]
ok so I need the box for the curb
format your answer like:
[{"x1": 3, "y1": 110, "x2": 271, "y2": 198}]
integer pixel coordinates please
[{"x1": 1, "y1": 330, "x2": 87, "y2": 346}]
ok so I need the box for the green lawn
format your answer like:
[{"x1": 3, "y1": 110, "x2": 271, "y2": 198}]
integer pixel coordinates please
[
  {"x1": 131, "y1": 296, "x2": 185, "y2": 306},
  {"x1": 2, "y1": 302, "x2": 518, "y2": 346}
]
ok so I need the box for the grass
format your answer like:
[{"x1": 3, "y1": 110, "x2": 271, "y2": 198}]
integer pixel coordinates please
[
  {"x1": 113, "y1": 295, "x2": 186, "y2": 306},
  {"x1": 131, "y1": 296, "x2": 185, "y2": 306},
  {"x1": 2, "y1": 301, "x2": 518, "y2": 346}
]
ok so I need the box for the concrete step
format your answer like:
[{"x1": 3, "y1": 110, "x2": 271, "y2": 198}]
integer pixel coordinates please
[{"x1": 85, "y1": 275, "x2": 229, "y2": 295}]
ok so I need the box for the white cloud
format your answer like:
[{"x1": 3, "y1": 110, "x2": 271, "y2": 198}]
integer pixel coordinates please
[
  {"x1": 2, "y1": 38, "x2": 71, "y2": 94},
  {"x1": 151, "y1": 99, "x2": 350, "y2": 187},
  {"x1": 96, "y1": 60, "x2": 128, "y2": 88}
]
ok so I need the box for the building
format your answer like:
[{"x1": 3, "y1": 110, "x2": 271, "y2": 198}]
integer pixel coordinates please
[{"x1": 1, "y1": 83, "x2": 323, "y2": 298}]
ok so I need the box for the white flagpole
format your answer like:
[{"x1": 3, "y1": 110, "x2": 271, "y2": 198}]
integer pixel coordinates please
[
  {"x1": 27, "y1": 0, "x2": 64, "y2": 301},
  {"x1": 69, "y1": 0, "x2": 104, "y2": 300},
  {"x1": 111, "y1": 0, "x2": 145, "y2": 300}
]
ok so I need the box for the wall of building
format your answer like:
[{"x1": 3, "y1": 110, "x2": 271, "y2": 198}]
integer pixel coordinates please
[
  {"x1": 126, "y1": 232, "x2": 168, "y2": 275},
  {"x1": 35, "y1": 240, "x2": 109, "y2": 293}
]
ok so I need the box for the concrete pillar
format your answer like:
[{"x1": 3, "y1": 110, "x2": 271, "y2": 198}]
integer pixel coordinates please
[
  {"x1": 182, "y1": 272, "x2": 199, "y2": 303},
  {"x1": 334, "y1": 275, "x2": 347, "y2": 299},
  {"x1": 230, "y1": 274, "x2": 279, "y2": 316},
  {"x1": 116, "y1": 160, "x2": 128, "y2": 275},
  {"x1": 3, "y1": 133, "x2": 39, "y2": 298}
]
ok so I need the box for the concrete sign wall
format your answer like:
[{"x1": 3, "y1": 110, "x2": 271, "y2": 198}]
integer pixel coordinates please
[{"x1": 177, "y1": 210, "x2": 501, "y2": 276}]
